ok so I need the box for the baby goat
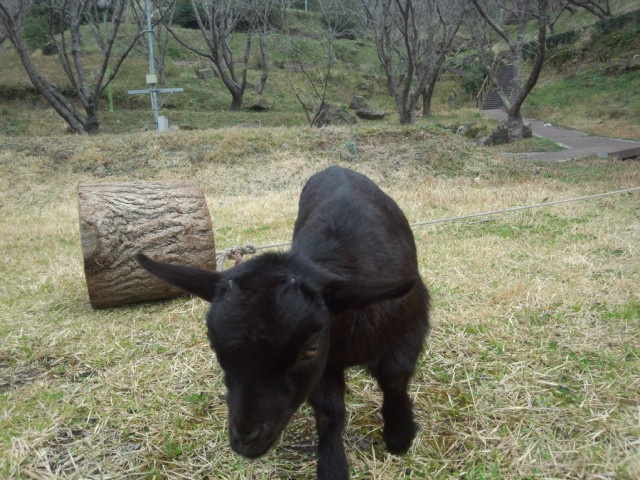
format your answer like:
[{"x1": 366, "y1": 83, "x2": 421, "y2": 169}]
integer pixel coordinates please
[{"x1": 136, "y1": 166, "x2": 430, "y2": 479}]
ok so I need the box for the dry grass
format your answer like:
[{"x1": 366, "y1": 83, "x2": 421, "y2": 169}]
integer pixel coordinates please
[{"x1": 1, "y1": 125, "x2": 639, "y2": 479}]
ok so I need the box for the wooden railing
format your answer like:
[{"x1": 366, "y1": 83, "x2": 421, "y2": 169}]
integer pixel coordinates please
[{"x1": 475, "y1": 57, "x2": 503, "y2": 109}]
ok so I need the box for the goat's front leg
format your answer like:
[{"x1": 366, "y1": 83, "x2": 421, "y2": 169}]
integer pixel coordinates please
[
  {"x1": 371, "y1": 361, "x2": 418, "y2": 454},
  {"x1": 308, "y1": 369, "x2": 349, "y2": 480}
]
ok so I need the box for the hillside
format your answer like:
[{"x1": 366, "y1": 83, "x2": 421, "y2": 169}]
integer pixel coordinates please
[{"x1": 0, "y1": 4, "x2": 638, "y2": 138}]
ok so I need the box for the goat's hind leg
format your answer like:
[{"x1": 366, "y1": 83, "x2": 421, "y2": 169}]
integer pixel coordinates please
[{"x1": 370, "y1": 353, "x2": 420, "y2": 454}]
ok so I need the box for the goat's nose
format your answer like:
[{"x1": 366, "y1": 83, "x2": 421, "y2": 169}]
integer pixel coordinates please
[{"x1": 233, "y1": 424, "x2": 262, "y2": 446}]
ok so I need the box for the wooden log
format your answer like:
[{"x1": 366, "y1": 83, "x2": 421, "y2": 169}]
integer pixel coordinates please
[{"x1": 77, "y1": 180, "x2": 216, "y2": 309}]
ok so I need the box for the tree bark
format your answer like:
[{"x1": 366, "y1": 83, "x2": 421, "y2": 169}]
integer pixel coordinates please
[
  {"x1": 362, "y1": 0, "x2": 461, "y2": 126},
  {"x1": 1, "y1": 0, "x2": 141, "y2": 134},
  {"x1": 78, "y1": 181, "x2": 216, "y2": 309},
  {"x1": 421, "y1": 74, "x2": 438, "y2": 117},
  {"x1": 468, "y1": 0, "x2": 549, "y2": 142},
  {"x1": 506, "y1": 107, "x2": 524, "y2": 141}
]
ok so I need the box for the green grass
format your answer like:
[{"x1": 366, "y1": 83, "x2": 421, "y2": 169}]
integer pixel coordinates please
[
  {"x1": 2, "y1": 4, "x2": 639, "y2": 139},
  {"x1": 1, "y1": 125, "x2": 639, "y2": 479},
  {"x1": 492, "y1": 136, "x2": 566, "y2": 153},
  {"x1": 524, "y1": 68, "x2": 640, "y2": 140}
]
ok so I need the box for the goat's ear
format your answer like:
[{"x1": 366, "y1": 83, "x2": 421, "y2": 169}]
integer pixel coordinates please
[
  {"x1": 135, "y1": 253, "x2": 220, "y2": 302},
  {"x1": 322, "y1": 276, "x2": 417, "y2": 315}
]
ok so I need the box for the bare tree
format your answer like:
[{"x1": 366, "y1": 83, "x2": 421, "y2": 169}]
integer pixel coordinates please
[
  {"x1": 0, "y1": 0, "x2": 32, "y2": 53},
  {"x1": 169, "y1": 0, "x2": 273, "y2": 111},
  {"x1": 468, "y1": 0, "x2": 549, "y2": 141},
  {"x1": 286, "y1": 0, "x2": 341, "y2": 125},
  {"x1": 252, "y1": 0, "x2": 274, "y2": 95},
  {"x1": 283, "y1": 0, "x2": 359, "y2": 126},
  {"x1": 0, "y1": 0, "x2": 143, "y2": 134},
  {"x1": 566, "y1": 0, "x2": 611, "y2": 19},
  {"x1": 547, "y1": 0, "x2": 611, "y2": 33},
  {"x1": 361, "y1": 0, "x2": 462, "y2": 125},
  {"x1": 131, "y1": 0, "x2": 177, "y2": 85}
]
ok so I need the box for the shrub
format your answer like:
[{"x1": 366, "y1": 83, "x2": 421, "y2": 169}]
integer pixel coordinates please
[
  {"x1": 173, "y1": 0, "x2": 202, "y2": 29},
  {"x1": 461, "y1": 63, "x2": 487, "y2": 97},
  {"x1": 595, "y1": 9, "x2": 640, "y2": 35}
]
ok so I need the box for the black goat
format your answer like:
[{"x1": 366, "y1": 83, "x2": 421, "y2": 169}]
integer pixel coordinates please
[{"x1": 136, "y1": 166, "x2": 430, "y2": 479}]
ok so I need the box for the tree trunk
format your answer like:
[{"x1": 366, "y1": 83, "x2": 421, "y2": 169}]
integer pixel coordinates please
[
  {"x1": 84, "y1": 104, "x2": 100, "y2": 135},
  {"x1": 256, "y1": 33, "x2": 268, "y2": 95},
  {"x1": 421, "y1": 93, "x2": 432, "y2": 117},
  {"x1": 78, "y1": 181, "x2": 216, "y2": 309},
  {"x1": 398, "y1": 105, "x2": 416, "y2": 125},
  {"x1": 421, "y1": 75, "x2": 438, "y2": 118},
  {"x1": 506, "y1": 107, "x2": 525, "y2": 141},
  {"x1": 398, "y1": 106, "x2": 415, "y2": 125},
  {"x1": 228, "y1": 92, "x2": 243, "y2": 111}
]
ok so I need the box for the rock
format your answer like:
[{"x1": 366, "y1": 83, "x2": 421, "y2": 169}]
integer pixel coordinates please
[
  {"x1": 477, "y1": 120, "x2": 532, "y2": 146},
  {"x1": 197, "y1": 68, "x2": 216, "y2": 80},
  {"x1": 312, "y1": 104, "x2": 358, "y2": 127},
  {"x1": 448, "y1": 91, "x2": 459, "y2": 108},
  {"x1": 605, "y1": 60, "x2": 626, "y2": 75},
  {"x1": 478, "y1": 122, "x2": 509, "y2": 146},
  {"x1": 349, "y1": 95, "x2": 368, "y2": 110},
  {"x1": 456, "y1": 121, "x2": 491, "y2": 139},
  {"x1": 355, "y1": 109, "x2": 386, "y2": 120},
  {"x1": 357, "y1": 80, "x2": 374, "y2": 94},
  {"x1": 456, "y1": 122, "x2": 474, "y2": 136},
  {"x1": 43, "y1": 42, "x2": 58, "y2": 55},
  {"x1": 249, "y1": 98, "x2": 270, "y2": 111}
]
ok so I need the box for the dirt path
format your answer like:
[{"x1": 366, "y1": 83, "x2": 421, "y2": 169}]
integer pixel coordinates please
[{"x1": 483, "y1": 109, "x2": 640, "y2": 161}]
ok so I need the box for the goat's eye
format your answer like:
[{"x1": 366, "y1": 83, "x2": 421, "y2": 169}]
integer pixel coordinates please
[{"x1": 301, "y1": 341, "x2": 320, "y2": 360}]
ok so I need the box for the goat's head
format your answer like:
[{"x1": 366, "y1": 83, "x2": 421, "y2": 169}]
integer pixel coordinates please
[{"x1": 136, "y1": 252, "x2": 416, "y2": 458}]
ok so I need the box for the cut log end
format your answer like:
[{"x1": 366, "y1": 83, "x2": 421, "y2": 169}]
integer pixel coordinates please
[{"x1": 77, "y1": 180, "x2": 216, "y2": 309}]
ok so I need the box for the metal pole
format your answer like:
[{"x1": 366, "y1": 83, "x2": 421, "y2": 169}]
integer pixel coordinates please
[
  {"x1": 146, "y1": 0, "x2": 159, "y2": 130},
  {"x1": 103, "y1": 8, "x2": 113, "y2": 112}
]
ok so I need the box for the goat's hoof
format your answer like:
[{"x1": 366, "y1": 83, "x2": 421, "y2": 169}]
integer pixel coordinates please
[{"x1": 384, "y1": 421, "x2": 418, "y2": 454}]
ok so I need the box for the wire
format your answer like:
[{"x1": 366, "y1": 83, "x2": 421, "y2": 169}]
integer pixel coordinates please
[
  {"x1": 409, "y1": 186, "x2": 640, "y2": 228},
  {"x1": 215, "y1": 186, "x2": 640, "y2": 268}
]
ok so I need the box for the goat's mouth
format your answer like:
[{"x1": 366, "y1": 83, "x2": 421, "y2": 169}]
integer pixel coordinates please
[{"x1": 229, "y1": 422, "x2": 287, "y2": 459}]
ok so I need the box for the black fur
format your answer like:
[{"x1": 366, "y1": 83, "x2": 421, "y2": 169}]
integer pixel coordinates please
[{"x1": 136, "y1": 166, "x2": 430, "y2": 479}]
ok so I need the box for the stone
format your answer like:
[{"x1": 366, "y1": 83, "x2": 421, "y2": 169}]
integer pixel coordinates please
[
  {"x1": 478, "y1": 120, "x2": 533, "y2": 146},
  {"x1": 197, "y1": 68, "x2": 215, "y2": 80},
  {"x1": 355, "y1": 109, "x2": 386, "y2": 120},
  {"x1": 312, "y1": 104, "x2": 358, "y2": 127},
  {"x1": 456, "y1": 122, "x2": 474, "y2": 136},
  {"x1": 357, "y1": 80, "x2": 374, "y2": 94},
  {"x1": 249, "y1": 98, "x2": 270, "y2": 111},
  {"x1": 605, "y1": 60, "x2": 626, "y2": 75},
  {"x1": 349, "y1": 95, "x2": 368, "y2": 110},
  {"x1": 448, "y1": 91, "x2": 459, "y2": 108}
]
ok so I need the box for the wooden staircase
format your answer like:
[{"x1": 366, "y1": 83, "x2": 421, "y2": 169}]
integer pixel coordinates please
[{"x1": 477, "y1": 64, "x2": 515, "y2": 110}]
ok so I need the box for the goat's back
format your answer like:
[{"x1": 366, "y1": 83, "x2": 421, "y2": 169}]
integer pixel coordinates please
[{"x1": 292, "y1": 166, "x2": 417, "y2": 279}]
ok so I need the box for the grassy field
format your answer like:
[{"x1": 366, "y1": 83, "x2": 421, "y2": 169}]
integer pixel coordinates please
[{"x1": 1, "y1": 125, "x2": 639, "y2": 479}]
